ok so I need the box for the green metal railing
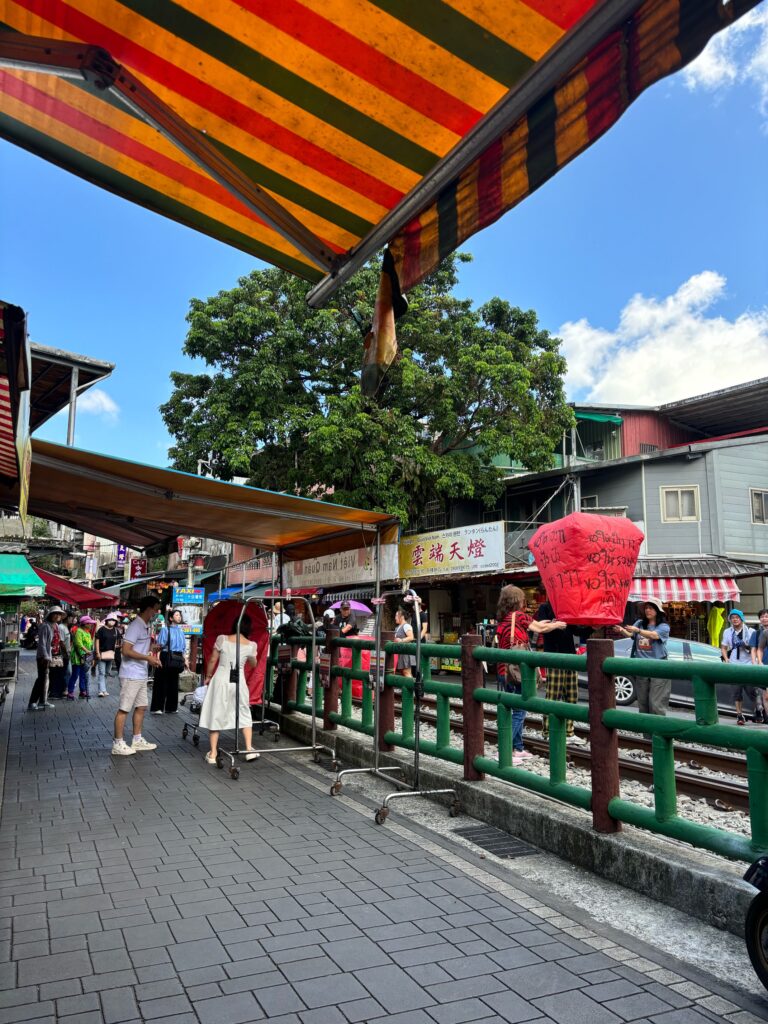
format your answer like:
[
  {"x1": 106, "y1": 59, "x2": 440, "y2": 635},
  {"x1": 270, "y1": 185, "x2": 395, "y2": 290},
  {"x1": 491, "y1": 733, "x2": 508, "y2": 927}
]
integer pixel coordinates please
[
  {"x1": 603, "y1": 655, "x2": 768, "y2": 861},
  {"x1": 270, "y1": 632, "x2": 768, "y2": 862},
  {"x1": 381, "y1": 641, "x2": 463, "y2": 765},
  {"x1": 472, "y1": 647, "x2": 591, "y2": 810}
]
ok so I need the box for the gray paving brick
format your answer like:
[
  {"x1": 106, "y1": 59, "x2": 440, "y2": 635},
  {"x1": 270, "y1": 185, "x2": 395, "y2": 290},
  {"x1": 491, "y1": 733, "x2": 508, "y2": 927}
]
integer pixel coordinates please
[
  {"x1": 137, "y1": 979, "x2": 184, "y2": 1001},
  {"x1": 167, "y1": 937, "x2": 230, "y2": 972},
  {"x1": 82, "y1": 969, "x2": 139, "y2": 994},
  {"x1": 0, "y1": 991, "x2": 38, "y2": 1012},
  {"x1": 56, "y1": 993, "x2": 101, "y2": 1016},
  {"x1": 292, "y1": 974, "x2": 368, "y2": 1009},
  {"x1": 17, "y1": 951, "x2": 92, "y2": 987},
  {"x1": 37, "y1": 980, "x2": 81, "y2": 1002},
  {"x1": 254, "y1": 984, "x2": 305, "y2": 1016},
  {"x1": 641, "y1": 983, "x2": 691, "y2": 1009},
  {"x1": 428, "y1": 976, "x2": 508, "y2": 1004},
  {"x1": 323, "y1": 936, "x2": 391, "y2": 970},
  {"x1": 280, "y1": 956, "x2": 340, "y2": 982},
  {"x1": 340, "y1": 997, "x2": 386, "y2": 1022},
  {"x1": 442, "y1": 954, "x2": 506, "y2": 980},
  {"x1": 533, "y1": 990, "x2": 620, "y2": 1024},
  {"x1": 589, "y1": 981, "x2": 644, "y2": 1002},
  {"x1": 646, "y1": 1010, "x2": 716, "y2": 1024},
  {"x1": 92, "y1": 948, "x2": 134, "y2": 974},
  {"x1": 0, "y1": 1003, "x2": 55, "y2": 1024},
  {"x1": 298, "y1": 1008, "x2": 346, "y2": 1024},
  {"x1": 603, "y1": 993, "x2": 672, "y2": 1020},
  {"x1": 122, "y1": 922, "x2": 173, "y2": 951},
  {"x1": 194, "y1": 992, "x2": 264, "y2": 1023},
  {"x1": 502, "y1": 962, "x2": 587, "y2": 998},
  {"x1": 426, "y1": 996, "x2": 498, "y2": 1023},
  {"x1": 99, "y1": 987, "x2": 140, "y2": 1024},
  {"x1": 138, "y1": 994, "x2": 194, "y2": 1019}
]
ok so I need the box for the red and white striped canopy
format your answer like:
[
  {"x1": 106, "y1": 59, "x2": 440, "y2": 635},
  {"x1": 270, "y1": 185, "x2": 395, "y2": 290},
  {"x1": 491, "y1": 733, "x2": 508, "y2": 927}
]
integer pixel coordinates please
[{"x1": 628, "y1": 577, "x2": 741, "y2": 604}]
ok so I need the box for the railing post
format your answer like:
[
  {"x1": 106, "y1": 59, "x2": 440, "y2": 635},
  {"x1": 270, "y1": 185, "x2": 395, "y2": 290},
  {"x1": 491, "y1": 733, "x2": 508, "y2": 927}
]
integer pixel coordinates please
[
  {"x1": 323, "y1": 627, "x2": 340, "y2": 731},
  {"x1": 378, "y1": 630, "x2": 396, "y2": 752},
  {"x1": 587, "y1": 637, "x2": 621, "y2": 834},
  {"x1": 461, "y1": 633, "x2": 485, "y2": 781},
  {"x1": 285, "y1": 642, "x2": 298, "y2": 709}
]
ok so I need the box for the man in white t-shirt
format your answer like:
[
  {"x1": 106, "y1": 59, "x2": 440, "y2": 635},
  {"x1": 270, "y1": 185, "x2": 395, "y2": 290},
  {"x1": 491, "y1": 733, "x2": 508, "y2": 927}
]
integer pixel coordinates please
[{"x1": 112, "y1": 595, "x2": 163, "y2": 756}]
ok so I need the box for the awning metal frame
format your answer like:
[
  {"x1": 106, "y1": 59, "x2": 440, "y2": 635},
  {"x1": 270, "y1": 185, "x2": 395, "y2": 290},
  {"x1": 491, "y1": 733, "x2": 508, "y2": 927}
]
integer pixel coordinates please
[
  {"x1": 0, "y1": 34, "x2": 336, "y2": 272},
  {"x1": 305, "y1": 0, "x2": 645, "y2": 306}
]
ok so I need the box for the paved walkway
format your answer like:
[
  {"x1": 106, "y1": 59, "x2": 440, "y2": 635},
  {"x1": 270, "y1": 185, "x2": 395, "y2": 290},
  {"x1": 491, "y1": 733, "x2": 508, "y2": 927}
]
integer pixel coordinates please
[{"x1": 0, "y1": 653, "x2": 766, "y2": 1024}]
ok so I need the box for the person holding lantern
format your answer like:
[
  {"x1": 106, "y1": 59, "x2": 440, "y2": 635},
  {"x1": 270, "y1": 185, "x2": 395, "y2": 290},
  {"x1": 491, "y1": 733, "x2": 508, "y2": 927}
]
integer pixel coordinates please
[
  {"x1": 529, "y1": 597, "x2": 587, "y2": 745},
  {"x1": 617, "y1": 598, "x2": 671, "y2": 718}
]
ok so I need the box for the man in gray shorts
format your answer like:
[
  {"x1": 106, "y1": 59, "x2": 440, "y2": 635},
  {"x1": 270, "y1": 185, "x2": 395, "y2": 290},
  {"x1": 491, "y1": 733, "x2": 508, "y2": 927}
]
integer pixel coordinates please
[{"x1": 112, "y1": 595, "x2": 163, "y2": 756}]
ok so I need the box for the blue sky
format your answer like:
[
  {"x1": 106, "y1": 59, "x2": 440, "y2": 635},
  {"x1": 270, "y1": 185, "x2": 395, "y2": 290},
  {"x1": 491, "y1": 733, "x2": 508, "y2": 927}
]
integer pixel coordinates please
[{"x1": 2, "y1": 10, "x2": 767, "y2": 466}]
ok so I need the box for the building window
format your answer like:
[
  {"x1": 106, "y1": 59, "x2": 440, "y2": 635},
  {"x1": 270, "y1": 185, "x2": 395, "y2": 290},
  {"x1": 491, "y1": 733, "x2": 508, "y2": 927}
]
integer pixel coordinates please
[
  {"x1": 421, "y1": 499, "x2": 447, "y2": 532},
  {"x1": 581, "y1": 495, "x2": 599, "y2": 509},
  {"x1": 751, "y1": 489, "x2": 768, "y2": 525},
  {"x1": 660, "y1": 486, "x2": 700, "y2": 523},
  {"x1": 639, "y1": 443, "x2": 659, "y2": 454}
]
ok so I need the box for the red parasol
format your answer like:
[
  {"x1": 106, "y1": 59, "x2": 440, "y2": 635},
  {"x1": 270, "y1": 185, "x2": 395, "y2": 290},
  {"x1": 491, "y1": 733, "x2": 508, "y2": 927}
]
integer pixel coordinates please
[{"x1": 202, "y1": 600, "x2": 269, "y2": 704}]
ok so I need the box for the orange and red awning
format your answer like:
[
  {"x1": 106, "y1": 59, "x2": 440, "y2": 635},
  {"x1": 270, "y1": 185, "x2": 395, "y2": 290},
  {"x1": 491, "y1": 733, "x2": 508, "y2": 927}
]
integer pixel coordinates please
[{"x1": 0, "y1": 0, "x2": 761, "y2": 301}]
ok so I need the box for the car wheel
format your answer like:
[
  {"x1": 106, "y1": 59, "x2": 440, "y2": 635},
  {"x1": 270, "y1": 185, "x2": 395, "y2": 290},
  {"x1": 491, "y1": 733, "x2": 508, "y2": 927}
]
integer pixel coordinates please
[{"x1": 615, "y1": 675, "x2": 635, "y2": 705}]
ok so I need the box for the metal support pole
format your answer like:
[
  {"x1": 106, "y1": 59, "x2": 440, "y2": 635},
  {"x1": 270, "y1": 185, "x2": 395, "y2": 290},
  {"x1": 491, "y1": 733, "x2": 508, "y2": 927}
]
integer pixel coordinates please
[{"x1": 66, "y1": 366, "x2": 79, "y2": 446}]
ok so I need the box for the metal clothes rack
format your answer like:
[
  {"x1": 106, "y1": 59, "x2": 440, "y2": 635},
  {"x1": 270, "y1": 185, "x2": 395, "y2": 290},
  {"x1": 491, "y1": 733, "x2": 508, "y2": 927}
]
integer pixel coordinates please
[
  {"x1": 330, "y1": 539, "x2": 459, "y2": 823},
  {"x1": 229, "y1": 590, "x2": 334, "y2": 768}
]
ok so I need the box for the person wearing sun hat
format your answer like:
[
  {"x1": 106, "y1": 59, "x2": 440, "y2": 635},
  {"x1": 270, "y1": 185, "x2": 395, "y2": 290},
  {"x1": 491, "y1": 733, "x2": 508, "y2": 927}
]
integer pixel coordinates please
[
  {"x1": 94, "y1": 613, "x2": 120, "y2": 697},
  {"x1": 721, "y1": 608, "x2": 761, "y2": 725},
  {"x1": 618, "y1": 597, "x2": 671, "y2": 719},
  {"x1": 27, "y1": 606, "x2": 68, "y2": 710},
  {"x1": 67, "y1": 615, "x2": 95, "y2": 700}
]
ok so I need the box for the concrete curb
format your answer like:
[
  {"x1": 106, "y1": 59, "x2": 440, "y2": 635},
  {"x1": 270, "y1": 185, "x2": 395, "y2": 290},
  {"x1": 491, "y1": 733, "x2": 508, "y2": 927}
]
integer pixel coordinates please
[{"x1": 276, "y1": 711, "x2": 756, "y2": 938}]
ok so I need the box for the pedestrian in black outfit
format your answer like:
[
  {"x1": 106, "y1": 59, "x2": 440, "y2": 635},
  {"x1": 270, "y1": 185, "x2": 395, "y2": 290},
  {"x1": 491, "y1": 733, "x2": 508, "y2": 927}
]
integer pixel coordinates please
[
  {"x1": 151, "y1": 608, "x2": 188, "y2": 714},
  {"x1": 28, "y1": 606, "x2": 68, "y2": 709}
]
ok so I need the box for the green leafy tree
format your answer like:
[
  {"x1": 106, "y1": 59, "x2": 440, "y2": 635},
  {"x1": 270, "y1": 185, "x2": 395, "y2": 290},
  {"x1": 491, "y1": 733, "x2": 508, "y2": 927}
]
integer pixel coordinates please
[{"x1": 161, "y1": 254, "x2": 573, "y2": 527}]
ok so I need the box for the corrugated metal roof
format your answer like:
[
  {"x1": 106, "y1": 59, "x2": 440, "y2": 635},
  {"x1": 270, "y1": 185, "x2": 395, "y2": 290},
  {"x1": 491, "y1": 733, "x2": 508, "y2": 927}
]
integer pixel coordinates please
[
  {"x1": 634, "y1": 557, "x2": 767, "y2": 579},
  {"x1": 659, "y1": 378, "x2": 768, "y2": 436}
]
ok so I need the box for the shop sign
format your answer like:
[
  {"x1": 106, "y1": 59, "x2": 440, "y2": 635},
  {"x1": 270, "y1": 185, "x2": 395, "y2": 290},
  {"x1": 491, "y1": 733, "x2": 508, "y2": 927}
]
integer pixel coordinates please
[
  {"x1": 116, "y1": 545, "x2": 127, "y2": 568},
  {"x1": 399, "y1": 521, "x2": 505, "y2": 578},
  {"x1": 172, "y1": 586, "x2": 204, "y2": 635},
  {"x1": 130, "y1": 557, "x2": 147, "y2": 579},
  {"x1": 284, "y1": 543, "x2": 398, "y2": 589}
]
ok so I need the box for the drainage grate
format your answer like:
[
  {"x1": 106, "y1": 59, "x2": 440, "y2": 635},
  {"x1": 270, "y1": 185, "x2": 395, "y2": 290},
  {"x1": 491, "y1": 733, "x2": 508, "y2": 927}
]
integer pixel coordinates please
[{"x1": 453, "y1": 824, "x2": 539, "y2": 859}]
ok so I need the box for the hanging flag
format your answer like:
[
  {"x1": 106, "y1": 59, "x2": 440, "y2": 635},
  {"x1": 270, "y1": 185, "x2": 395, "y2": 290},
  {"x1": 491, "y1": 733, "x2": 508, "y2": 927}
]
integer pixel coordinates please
[{"x1": 361, "y1": 249, "x2": 407, "y2": 398}]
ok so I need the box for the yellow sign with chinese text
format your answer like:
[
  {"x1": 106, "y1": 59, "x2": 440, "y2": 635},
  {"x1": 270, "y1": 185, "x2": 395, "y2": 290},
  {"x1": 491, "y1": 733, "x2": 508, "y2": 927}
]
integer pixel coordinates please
[{"x1": 399, "y1": 521, "x2": 506, "y2": 578}]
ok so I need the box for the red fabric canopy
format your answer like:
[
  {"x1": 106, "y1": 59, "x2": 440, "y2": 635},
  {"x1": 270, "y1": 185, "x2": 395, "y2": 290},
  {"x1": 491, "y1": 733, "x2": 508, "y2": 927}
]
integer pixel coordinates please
[{"x1": 34, "y1": 568, "x2": 118, "y2": 608}]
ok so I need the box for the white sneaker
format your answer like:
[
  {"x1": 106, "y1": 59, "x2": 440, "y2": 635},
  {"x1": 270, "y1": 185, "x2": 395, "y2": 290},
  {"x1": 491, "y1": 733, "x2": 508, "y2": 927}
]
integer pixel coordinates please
[
  {"x1": 112, "y1": 739, "x2": 136, "y2": 756},
  {"x1": 132, "y1": 737, "x2": 157, "y2": 752}
]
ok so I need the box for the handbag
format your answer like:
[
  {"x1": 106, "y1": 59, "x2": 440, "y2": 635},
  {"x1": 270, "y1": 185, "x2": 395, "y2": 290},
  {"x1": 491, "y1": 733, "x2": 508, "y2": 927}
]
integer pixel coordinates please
[
  {"x1": 160, "y1": 626, "x2": 185, "y2": 671},
  {"x1": 505, "y1": 612, "x2": 527, "y2": 686},
  {"x1": 50, "y1": 656, "x2": 64, "y2": 669}
]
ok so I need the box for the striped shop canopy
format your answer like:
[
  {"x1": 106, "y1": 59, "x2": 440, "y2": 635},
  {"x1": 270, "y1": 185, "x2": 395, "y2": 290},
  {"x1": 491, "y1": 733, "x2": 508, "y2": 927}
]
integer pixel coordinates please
[
  {"x1": 628, "y1": 577, "x2": 741, "y2": 604},
  {"x1": 0, "y1": 0, "x2": 760, "y2": 303}
]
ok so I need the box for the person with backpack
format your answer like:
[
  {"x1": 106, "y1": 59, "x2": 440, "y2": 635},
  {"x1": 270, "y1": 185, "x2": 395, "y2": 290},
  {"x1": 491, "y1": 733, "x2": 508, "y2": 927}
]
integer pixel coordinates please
[{"x1": 721, "y1": 609, "x2": 760, "y2": 725}]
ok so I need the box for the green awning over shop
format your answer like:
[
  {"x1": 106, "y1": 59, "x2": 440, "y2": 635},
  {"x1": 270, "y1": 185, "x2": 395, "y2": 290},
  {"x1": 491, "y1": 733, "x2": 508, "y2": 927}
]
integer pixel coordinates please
[
  {"x1": 575, "y1": 412, "x2": 623, "y2": 426},
  {"x1": 0, "y1": 555, "x2": 45, "y2": 597}
]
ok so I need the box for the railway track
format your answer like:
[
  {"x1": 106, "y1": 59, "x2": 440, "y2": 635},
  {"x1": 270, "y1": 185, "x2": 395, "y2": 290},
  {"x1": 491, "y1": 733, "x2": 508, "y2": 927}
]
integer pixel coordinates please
[{"x1": 347, "y1": 691, "x2": 753, "y2": 811}]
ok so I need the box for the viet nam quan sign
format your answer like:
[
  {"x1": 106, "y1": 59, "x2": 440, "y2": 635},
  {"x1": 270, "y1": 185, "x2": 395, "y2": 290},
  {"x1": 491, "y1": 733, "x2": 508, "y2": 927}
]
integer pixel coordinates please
[{"x1": 399, "y1": 522, "x2": 506, "y2": 578}]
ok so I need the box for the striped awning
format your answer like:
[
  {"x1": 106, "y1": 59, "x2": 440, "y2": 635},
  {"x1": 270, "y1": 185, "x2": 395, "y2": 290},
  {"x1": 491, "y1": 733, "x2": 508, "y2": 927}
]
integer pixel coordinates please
[
  {"x1": 628, "y1": 577, "x2": 741, "y2": 603},
  {"x1": 0, "y1": 0, "x2": 759, "y2": 300}
]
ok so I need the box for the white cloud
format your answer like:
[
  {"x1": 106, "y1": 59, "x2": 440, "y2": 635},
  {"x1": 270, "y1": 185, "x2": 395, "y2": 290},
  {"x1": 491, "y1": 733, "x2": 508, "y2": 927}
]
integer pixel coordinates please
[
  {"x1": 683, "y1": 7, "x2": 768, "y2": 117},
  {"x1": 559, "y1": 271, "x2": 768, "y2": 405},
  {"x1": 57, "y1": 388, "x2": 120, "y2": 423}
]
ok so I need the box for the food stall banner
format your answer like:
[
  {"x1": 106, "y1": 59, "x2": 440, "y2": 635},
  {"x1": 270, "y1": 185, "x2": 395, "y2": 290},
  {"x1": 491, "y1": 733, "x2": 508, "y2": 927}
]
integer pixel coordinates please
[
  {"x1": 172, "y1": 586, "x2": 204, "y2": 636},
  {"x1": 284, "y1": 544, "x2": 398, "y2": 590},
  {"x1": 529, "y1": 513, "x2": 644, "y2": 626},
  {"x1": 399, "y1": 522, "x2": 505, "y2": 578}
]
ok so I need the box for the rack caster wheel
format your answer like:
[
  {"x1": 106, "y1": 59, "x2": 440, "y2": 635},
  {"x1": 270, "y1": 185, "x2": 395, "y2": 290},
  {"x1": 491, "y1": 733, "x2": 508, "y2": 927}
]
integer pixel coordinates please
[
  {"x1": 374, "y1": 808, "x2": 389, "y2": 826},
  {"x1": 230, "y1": 767, "x2": 240, "y2": 780},
  {"x1": 182, "y1": 725, "x2": 188, "y2": 739},
  {"x1": 192, "y1": 735, "x2": 200, "y2": 747},
  {"x1": 312, "y1": 750, "x2": 321, "y2": 763},
  {"x1": 273, "y1": 731, "x2": 280, "y2": 742},
  {"x1": 330, "y1": 781, "x2": 342, "y2": 796},
  {"x1": 449, "y1": 800, "x2": 461, "y2": 818},
  {"x1": 216, "y1": 755, "x2": 223, "y2": 770}
]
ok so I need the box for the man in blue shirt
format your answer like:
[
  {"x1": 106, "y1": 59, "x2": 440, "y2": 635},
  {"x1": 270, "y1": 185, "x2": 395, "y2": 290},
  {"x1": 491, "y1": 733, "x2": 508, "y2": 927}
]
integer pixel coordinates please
[{"x1": 721, "y1": 609, "x2": 760, "y2": 724}]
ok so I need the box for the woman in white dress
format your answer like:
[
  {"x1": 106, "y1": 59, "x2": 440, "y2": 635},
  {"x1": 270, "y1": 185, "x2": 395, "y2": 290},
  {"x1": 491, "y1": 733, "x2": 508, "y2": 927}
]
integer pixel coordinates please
[{"x1": 200, "y1": 614, "x2": 260, "y2": 764}]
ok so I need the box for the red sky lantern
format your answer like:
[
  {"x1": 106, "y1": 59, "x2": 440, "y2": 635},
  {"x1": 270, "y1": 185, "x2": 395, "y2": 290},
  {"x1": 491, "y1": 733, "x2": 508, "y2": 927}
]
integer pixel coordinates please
[{"x1": 528, "y1": 513, "x2": 644, "y2": 626}]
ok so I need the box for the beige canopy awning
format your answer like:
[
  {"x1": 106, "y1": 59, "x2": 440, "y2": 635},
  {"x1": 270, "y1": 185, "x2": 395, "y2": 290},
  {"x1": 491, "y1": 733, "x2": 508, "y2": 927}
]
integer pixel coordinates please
[{"x1": 5, "y1": 439, "x2": 398, "y2": 561}]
